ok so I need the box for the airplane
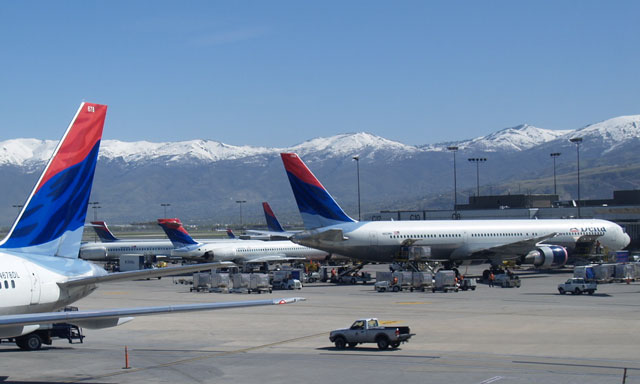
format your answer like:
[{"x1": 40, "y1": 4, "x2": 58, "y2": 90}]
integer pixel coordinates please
[
  {"x1": 80, "y1": 221, "x2": 241, "y2": 262},
  {"x1": 158, "y1": 218, "x2": 330, "y2": 263},
  {"x1": 280, "y1": 152, "x2": 631, "y2": 269},
  {"x1": 0, "y1": 103, "x2": 302, "y2": 350},
  {"x1": 80, "y1": 221, "x2": 175, "y2": 261},
  {"x1": 244, "y1": 202, "x2": 300, "y2": 240}
]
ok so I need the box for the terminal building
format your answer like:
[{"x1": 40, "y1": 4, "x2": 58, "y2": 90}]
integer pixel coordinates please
[{"x1": 375, "y1": 190, "x2": 640, "y2": 251}]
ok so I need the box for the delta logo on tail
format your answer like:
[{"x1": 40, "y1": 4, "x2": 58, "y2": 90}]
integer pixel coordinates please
[
  {"x1": 0, "y1": 103, "x2": 108, "y2": 258},
  {"x1": 262, "y1": 202, "x2": 285, "y2": 232},
  {"x1": 280, "y1": 153, "x2": 355, "y2": 229},
  {"x1": 91, "y1": 221, "x2": 119, "y2": 242},
  {"x1": 158, "y1": 218, "x2": 198, "y2": 246}
]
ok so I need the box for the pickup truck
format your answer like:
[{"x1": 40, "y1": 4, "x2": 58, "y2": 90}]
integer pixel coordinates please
[
  {"x1": 558, "y1": 278, "x2": 597, "y2": 295},
  {"x1": 329, "y1": 318, "x2": 414, "y2": 350}
]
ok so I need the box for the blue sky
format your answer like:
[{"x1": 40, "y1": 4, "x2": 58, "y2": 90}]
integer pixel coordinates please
[{"x1": 0, "y1": 1, "x2": 638, "y2": 147}]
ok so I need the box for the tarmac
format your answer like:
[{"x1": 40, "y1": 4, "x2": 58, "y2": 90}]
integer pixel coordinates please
[{"x1": 1, "y1": 264, "x2": 639, "y2": 383}]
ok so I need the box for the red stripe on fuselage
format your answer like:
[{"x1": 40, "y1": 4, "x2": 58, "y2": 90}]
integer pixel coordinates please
[
  {"x1": 280, "y1": 153, "x2": 324, "y2": 189},
  {"x1": 36, "y1": 103, "x2": 107, "y2": 193}
]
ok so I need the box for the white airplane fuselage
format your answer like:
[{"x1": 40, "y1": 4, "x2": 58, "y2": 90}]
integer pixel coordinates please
[
  {"x1": 80, "y1": 240, "x2": 175, "y2": 261},
  {"x1": 292, "y1": 218, "x2": 630, "y2": 264},
  {"x1": 0, "y1": 252, "x2": 105, "y2": 316},
  {"x1": 172, "y1": 240, "x2": 329, "y2": 262}
]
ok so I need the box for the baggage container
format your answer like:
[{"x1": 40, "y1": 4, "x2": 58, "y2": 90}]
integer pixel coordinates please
[
  {"x1": 433, "y1": 270, "x2": 458, "y2": 292},
  {"x1": 573, "y1": 265, "x2": 596, "y2": 282},
  {"x1": 592, "y1": 264, "x2": 614, "y2": 283},
  {"x1": 210, "y1": 272, "x2": 230, "y2": 292},
  {"x1": 191, "y1": 272, "x2": 212, "y2": 292},
  {"x1": 248, "y1": 273, "x2": 272, "y2": 294},
  {"x1": 613, "y1": 264, "x2": 634, "y2": 282},
  {"x1": 410, "y1": 272, "x2": 434, "y2": 292},
  {"x1": 231, "y1": 273, "x2": 251, "y2": 292}
]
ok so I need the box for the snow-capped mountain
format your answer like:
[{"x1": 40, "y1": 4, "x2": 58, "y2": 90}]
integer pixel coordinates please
[
  {"x1": 0, "y1": 139, "x2": 58, "y2": 167},
  {"x1": 559, "y1": 115, "x2": 640, "y2": 154},
  {"x1": 0, "y1": 115, "x2": 638, "y2": 225},
  {"x1": 422, "y1": 124, "x2": 572, "y2": 152},
  {"x1": 288, "y1": 132, "x2": 420, "y2": 160},
  {"x1": 2, "y1": 115, "x2": 639, "y2": 167}
]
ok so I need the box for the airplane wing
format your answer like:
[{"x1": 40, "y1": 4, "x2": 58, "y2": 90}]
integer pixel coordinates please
[
  {"x1": 243, "y1": 254, "x2": 307, "y2": 263},
  {"x1": 245, "y1": 230, "x2": 298, "y2": 239},
  {"x1": 468, "y1": 233, "x2": 558, "y2": 260},
  {"x1": 62, "y1": 262, "x2": 235, "y2": 288},
  {"x1": 0, "y1": 297, "x2": 305, "y2": 331}
]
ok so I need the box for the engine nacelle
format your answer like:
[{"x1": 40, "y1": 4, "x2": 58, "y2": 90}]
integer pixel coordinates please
[
  {"x1": 523, "y1": 246, "x2": 568, "y2": 268},
  {"x1": 79, "y1": 246, "x2": 108, "y2": 261}
]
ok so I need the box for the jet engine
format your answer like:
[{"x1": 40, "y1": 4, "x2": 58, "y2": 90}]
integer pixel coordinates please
[
  {"x1": 79, "y1": 246, "x2": 108, "y2": 261},
  {"x1": 523, "y1": 246, "x2": 568, "y2": 268}
]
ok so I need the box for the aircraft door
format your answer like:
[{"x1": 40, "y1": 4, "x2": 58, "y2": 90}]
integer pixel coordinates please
[
  {"x1": 369, "y1": 232, "x2": 378, "y2": 246},
  {"x1": 22, "y1": 262, "x2": 41, "y2": 305}
]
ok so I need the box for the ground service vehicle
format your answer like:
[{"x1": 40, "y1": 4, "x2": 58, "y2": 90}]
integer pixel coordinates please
[
  {"x1": 558, "y1": 278, "x2": 597, "y2": 295},
  {"x1": 329, "y1": 318, "x2": 413, "y2": 350},
  {"x1": 459, "y1": 278, "x2": 477, "y2": 291},
  {"x1": 494, "y1": 273, "x2": 521, "y2": 288}
]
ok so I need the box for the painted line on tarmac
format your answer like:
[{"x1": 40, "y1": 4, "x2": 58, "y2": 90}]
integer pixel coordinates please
[
  {"x1": 513, "y1": 360, "x2": 640, "y2": 371},
  {"x1": 394, "y1": 301, "x2": 431, "y2": 305},
  {"x1": 70, "y1": 331, "x2": 328, "y2": 382},
  {"x1": 477, "y1": 376, "x2": 504, "y2": 384}
]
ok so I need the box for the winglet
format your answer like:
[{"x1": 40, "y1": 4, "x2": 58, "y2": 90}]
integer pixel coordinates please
[
  {"x1": 158, "y1": 218, "x2": 199, "y2": 246},
  {"x1": 91, "y1": 221, "x2": 119, "y2": 242},
  {"x1": 0, "y1": 103, "x2": 108, "y2": 258},
  {"x1": 274, "y1": 297, "x2": 306, "y2": 305},
  {"x1": 262, "y1": 202, "x2": 285, "y2": 232},
  {"x1": 280, "y1": 153, "x2": 355, "y2": 229},
  {"x1": 226, "y1": 228, "x2": 236, "y2": 239}
]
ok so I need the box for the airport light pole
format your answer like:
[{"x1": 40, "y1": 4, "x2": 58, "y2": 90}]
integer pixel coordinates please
[
  {"x1": 569, "y1": 137, "x2": 583, "y2": 218},
  {"x1": 160, "y1": 203, "x2": 171, "y2": 218},
  {"x1": 88, "y1": 201, "x2": 100, "y2": 221},
  {"x1": 447, "y1": 146, "x2": 459, "y2": 219},
  {"x1": 352, "y1": 155, "x2": 361, "y2": 221},
  {"x1": 467, "y1": 157, "x2": 487, "y2": 197},
  {"x1": 550, "y1": 152, "x2": 561, "y2": 196},
  {"x1": 236, "y1": 200, "x2": 247, "y2": 230}
]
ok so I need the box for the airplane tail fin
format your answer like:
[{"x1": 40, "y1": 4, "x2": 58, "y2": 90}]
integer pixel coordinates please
[
  {"x1": 262, "y1": 202, "x2": 285, "y2": 232},
  {"x1": 280, "y1": 153, "x2": 355, "y2": 229},
  {"x1": 91, "y1": 221, "x2": 119, "y2": 242},
  {"x1": 157, "y1": 218, "x2": 199, "y2": 247},
  {"x1": 226, "y1": 228, "x2": 236, "y2": 239},
  {"x1": 0, "y1": 103, "x2": 108, "y2": 258}
]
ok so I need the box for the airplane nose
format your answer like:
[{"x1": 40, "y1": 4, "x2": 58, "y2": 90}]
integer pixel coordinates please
[{"x1": 623, "y1": 233, "x2": 631, "y2": 248}]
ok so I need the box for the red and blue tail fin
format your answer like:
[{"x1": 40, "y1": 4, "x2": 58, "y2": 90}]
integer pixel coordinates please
[
  {"x1": 262, "y1": 202, "x2": 285, "y2": 232},
  {"x1": 226, "y1": 228, "x2": 236, "y2": 239},
  {"x1": 158, "y1": 218, "x2": 199, "y2": 247},
  {"x1": 0, "y1": 103, "x2": 107, "y2": 258},
  {"x1": 91, "y1": 221, "x2": 119, "y2": 242},
  {"x1": 280, "y1": 153, "x2": 355, "y2": 229}
]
